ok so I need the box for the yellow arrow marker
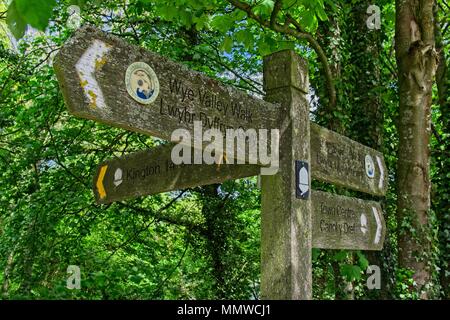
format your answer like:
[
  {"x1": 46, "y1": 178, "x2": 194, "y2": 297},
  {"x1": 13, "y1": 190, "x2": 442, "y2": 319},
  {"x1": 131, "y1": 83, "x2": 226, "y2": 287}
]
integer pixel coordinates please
[{"x1": 96, "y1": 165, "x2": 108, "y2": 199}]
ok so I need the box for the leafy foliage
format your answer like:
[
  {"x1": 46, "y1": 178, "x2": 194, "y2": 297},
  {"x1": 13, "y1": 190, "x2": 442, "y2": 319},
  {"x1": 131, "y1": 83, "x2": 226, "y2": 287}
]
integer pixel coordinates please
[{"x1": 0, "y1": 0, "x2": 448, "y2": 300}]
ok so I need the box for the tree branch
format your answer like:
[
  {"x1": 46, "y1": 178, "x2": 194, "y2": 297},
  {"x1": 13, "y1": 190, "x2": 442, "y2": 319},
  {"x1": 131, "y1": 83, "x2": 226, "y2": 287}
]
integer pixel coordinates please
[
  {"x1": 271, "y1": 0, "x2": 283, "y2": 29},
  {"x1": 431, "y1": 123, "x2": 444, "y2": 144},
  {"x1": 0, "y1": 8, "x2": 7, "y2": 19},
  {"x1": 193, "y1": 39, "x2": 264, "y2": 94},
  {"x1": 284, "y1": 13, "x2": 336, "y2": 108},
  {"x1": 101, "y1": 191, "x2": 190, "y2": 265},
  {"x1": 117, "y1": 192, "x2": 205, "y2": 233},
  {"x1": 151, "y1": 239, "x2": 190, "y2": 298},
  {"x1": 226, "y1": 0, "x2": 337, "y2": 109}
]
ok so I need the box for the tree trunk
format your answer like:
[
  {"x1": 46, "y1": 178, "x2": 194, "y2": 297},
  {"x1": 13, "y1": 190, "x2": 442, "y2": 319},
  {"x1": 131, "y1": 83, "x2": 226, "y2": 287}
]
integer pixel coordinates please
[{"x1": 395, "y1": 0, "x2": 438, "y2": 299}]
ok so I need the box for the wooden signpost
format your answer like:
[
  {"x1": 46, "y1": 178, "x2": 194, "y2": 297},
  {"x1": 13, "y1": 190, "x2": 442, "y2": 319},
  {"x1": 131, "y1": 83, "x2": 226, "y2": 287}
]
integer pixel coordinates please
[
  {"x1": 311, "y1": 124, "x2": 387, "y2": 196},
  {"x1": 93, "y1": 146, "x2": 385, "y2": 251},
  {"x1": 53, "y1": 25, "x2": 280, "y2": 164},
  {"x1": 93, "y1": 143, "x2": 261, "y2": 204},
  {"x1": 93, "y1": 124, "x2": 387, "y2": 204},
  {"x1": 55, "y1": 26, "x2": 389, "y2": 300},
  {"x1": 311, "y1": 191, "x2": 385, "y2": 251}
]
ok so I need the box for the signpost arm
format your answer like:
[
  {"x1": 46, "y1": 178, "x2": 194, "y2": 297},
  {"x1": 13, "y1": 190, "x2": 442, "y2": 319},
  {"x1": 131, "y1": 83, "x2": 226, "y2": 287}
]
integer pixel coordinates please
[{"x1": 261, "y1": 50, "x2": 312, "y2": 299}]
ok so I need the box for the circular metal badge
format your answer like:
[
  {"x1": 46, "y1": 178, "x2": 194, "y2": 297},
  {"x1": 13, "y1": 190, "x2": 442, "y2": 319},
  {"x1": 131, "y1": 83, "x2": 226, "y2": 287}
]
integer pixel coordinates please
[
  {"x1": 125, "y1": 62, "x2": 160, "y2": 105},
  {"x1": 365, "y1": 155, "x2": 376, "y2": 179}
]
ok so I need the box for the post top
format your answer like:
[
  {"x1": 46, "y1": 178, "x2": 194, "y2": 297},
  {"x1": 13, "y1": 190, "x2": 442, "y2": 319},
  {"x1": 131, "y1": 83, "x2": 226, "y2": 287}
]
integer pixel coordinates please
[{"x1": 263, "y1": 49, "x2": 309, "y2": 94}]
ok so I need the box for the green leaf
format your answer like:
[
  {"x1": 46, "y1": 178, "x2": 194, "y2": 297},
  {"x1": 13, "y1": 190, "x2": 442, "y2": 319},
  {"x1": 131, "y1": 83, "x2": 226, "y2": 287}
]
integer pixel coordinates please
[
  {"x1": 298, "y1": 9, "x2": 318, "y2": 32},
  {"x1": 158, "y1": 5, "x2": 176, "y2": 21},
  {"x1": 230, "y1": 9, "x2": 247, "y2": 21},
  {"x1": 15, "y1": 0, "x2": 56, "y2": 31},
  {"x1": 341, "y1": 264, "x2": 362, "y2": 282},
  {"x1": 193, "y1": 15, "x2": 209, "y2": 30},
  {"x1": 333, "y1": 250, "x2": 348, "y2": 262},
  {"x1": 252, "y1": 0, "x2": 274, "y2": 17},
  {"x1": 6, "y1": 1, "x2": 27, "y2": 39},
  {"x1": 312, "y1": 248, "x2": 321, "y2": 261},
  {"x1": 221, "y1": 36, "x2": 233, "y2": 53},
  {"x1": 315, "y1": 5, "x2": 328, "y2": 21},
  {"x1": 257, "y1": 37, "x2": 271, "y2": 56},
  {"x1": 235, "y1": 29, "x2": 254, "y2": 49},
  {"x1": 277, "y1": 40, "x2": 295, "y2": 51},
  {"x1": 179, "y1": 10, "x2": 193, "y2": 26},
  {"x1": 210, "y1": 14, "x2": 235, "y2": 33},
  {"x1": 356, "y1": 251, "x2": 369, "y2": 270}
]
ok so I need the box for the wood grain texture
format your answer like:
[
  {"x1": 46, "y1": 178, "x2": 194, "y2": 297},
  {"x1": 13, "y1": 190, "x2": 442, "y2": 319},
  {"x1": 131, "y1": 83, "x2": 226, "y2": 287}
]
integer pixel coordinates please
[
  {"x1": 311, "y1": 124, "x2": 388, "y2": 196},
  {"x1": 92, "y1": 124, "x2": 389, "y2": 205},
  {"x1": 53, "y1": 25, "x2": 280, "y2": 165},
  {"x1": 93, "y1": 143, "x2": 260, "y2": 204},
  {"x1": 311, "y1": 191, "x2": 386, "y2": 250},
  {"x1": 261, "y1": 50, "x2": 312, "y2": 300},
  {"x1": 93, "y1": 146, "x2": 385, "y2": 251},
  {"x1": 54, "y1": 26, "x2": 388, "y2": 197}
]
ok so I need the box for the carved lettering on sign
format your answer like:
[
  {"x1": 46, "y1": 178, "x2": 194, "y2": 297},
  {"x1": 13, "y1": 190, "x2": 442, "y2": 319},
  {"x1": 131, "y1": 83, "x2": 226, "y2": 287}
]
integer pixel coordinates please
[{"x1": 312, "y1": 191, "x2": 386, "y2": 250}]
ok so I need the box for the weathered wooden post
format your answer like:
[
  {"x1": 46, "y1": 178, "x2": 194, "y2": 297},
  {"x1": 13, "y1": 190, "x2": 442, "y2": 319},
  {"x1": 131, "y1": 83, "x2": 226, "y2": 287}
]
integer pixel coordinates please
[
  {"x1": 261, "y1": 50, "x2": 312, "y2": 299},
  {"x1": 55, "y1": 28, "x2": 388, "y2": 300}
]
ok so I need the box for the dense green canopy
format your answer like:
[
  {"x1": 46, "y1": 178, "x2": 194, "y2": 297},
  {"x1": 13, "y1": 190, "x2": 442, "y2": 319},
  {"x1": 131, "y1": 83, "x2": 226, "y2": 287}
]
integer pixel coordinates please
[{"x1": 0, "y1": 0, "x2": 448, "y2": 299}]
